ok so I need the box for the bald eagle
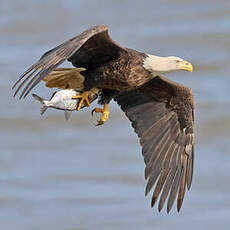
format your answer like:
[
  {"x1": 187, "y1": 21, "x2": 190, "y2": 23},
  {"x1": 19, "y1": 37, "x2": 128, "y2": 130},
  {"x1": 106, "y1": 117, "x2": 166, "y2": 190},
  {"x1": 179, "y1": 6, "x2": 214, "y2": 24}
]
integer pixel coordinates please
[{"x1": 13, "y1": 25, "x2": 194, "y2": 213}]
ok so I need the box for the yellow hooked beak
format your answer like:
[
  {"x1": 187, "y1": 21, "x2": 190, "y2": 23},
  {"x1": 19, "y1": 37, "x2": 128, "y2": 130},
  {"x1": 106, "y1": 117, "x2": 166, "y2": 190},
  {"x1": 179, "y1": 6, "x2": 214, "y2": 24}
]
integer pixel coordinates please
[{"x1": 180, "y1": 61, "x2": 193, "y2": 72}]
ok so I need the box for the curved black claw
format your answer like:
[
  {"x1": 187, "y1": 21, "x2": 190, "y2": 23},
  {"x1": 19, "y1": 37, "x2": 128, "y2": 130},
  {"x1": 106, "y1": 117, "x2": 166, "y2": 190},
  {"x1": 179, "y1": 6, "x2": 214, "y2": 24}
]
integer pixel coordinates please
[
  {"x1": 91, "y1": 105, "x2": 109, "y2": 126},
  {"x1": 96, "y1": 121, "x2": 104, "y2": 126},
  {"x1": 91, "y1": 108, "x2": 96, "y2": 116}
]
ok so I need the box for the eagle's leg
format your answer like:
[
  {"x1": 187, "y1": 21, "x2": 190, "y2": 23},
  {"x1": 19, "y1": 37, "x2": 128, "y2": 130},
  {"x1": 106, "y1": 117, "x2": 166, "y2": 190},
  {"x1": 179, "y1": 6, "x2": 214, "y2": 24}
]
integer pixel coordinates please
[
  {"x1": 91, "y1": 103, "x2": 110, "y2": 126},
  {"x1": 72, "y1": 91, "x2": 91, "y2": 111}
]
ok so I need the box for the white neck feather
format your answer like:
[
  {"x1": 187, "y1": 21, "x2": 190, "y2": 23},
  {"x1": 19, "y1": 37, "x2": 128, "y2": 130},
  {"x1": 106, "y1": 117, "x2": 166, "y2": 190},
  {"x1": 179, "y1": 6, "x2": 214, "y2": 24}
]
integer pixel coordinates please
[
  {"x1": 143, "y1": 54, "x2": 180, "y2": 76},
  {"x1": 143, "y1": 55, "x2": 165, "y2": 76}
]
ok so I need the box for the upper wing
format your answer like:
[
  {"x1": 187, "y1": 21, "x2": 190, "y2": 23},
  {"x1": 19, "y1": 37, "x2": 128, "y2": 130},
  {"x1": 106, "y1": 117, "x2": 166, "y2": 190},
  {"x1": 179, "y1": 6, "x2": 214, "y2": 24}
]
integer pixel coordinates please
[
  {"x1": 13, "y1": 25, "x2": 126, "y2": 99},
  {"x1": 114, "y1": 76, "x2": 194, "y2": 213}
]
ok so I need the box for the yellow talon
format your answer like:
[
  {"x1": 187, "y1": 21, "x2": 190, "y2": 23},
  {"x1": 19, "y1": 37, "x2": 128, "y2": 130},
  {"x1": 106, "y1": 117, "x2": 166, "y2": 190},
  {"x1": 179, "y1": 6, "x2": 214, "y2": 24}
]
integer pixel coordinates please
[
  {"x1": 91, "y1": 103, "x2": 110, "y2": 126},
  {"x1": 72, "y1": 91, "x2": 91, "y2": 111}
]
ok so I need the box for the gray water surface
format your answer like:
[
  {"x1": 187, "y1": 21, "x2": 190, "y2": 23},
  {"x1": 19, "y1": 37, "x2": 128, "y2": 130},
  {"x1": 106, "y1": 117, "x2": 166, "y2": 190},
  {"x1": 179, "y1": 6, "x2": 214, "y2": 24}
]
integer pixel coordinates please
[{"x1": 1, "y1": 0, "x2": 230, "y2": 229}]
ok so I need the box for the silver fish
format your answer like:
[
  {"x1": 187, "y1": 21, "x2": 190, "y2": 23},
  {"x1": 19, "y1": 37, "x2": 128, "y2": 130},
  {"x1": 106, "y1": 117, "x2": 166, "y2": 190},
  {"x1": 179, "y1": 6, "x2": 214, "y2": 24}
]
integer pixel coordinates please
[{"x1": 32, "y1": 89, "x2": 82, "y2": 120}]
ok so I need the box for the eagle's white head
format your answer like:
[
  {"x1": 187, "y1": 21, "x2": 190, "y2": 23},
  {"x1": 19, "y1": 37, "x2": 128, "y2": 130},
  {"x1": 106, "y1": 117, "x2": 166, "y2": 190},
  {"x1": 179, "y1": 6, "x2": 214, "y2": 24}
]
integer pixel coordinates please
[{"x1": 143, "y1": 54, "x2": 193, "y2": 76}]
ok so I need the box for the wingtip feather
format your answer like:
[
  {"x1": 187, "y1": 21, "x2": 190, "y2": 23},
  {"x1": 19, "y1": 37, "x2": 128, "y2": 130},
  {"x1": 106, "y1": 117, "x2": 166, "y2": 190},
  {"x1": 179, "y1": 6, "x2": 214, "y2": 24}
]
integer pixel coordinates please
[
  {"x1": 151, "y1": 196, "x2": 157, "y2": 208},
  {"x1": 177, "y1": 199, "x2": 183, "y2": 212}
]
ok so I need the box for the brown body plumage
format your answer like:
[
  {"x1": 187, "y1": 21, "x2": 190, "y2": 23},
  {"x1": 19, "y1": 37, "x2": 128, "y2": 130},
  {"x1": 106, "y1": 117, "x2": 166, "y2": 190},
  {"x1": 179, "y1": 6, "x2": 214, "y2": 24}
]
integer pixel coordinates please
[
  {"x1": 81, "y1": 48, "x2": 151, "y2": 91},
  {"x1": 13, "y1": 25, "x2": 194, "y2": 213}
]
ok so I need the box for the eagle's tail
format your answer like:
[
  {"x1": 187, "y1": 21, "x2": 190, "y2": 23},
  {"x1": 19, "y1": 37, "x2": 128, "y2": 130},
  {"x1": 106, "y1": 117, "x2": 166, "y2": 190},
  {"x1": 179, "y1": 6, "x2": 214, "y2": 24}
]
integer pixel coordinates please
[
  {"x1": 32, "y1": 93, "x2": 48, "y2": 115},
  {"x1": 42, "y1": 68, "x2": 86, "y2": 90}
]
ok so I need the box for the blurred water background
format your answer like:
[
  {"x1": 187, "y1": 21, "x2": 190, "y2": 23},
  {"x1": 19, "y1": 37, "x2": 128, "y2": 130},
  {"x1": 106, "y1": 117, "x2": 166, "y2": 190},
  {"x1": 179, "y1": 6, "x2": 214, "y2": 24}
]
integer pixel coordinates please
[{"x1": 1, "y1": 0, "x2": 230, "y2": 229}]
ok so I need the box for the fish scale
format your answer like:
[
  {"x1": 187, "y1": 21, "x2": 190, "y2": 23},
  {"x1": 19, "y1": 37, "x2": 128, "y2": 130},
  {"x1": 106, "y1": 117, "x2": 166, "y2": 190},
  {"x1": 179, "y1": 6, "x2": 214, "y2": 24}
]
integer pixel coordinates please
[
  {"x1": 45, "y1": 89, "x2": 80, "y2": 111},
  {"x1": 32, "y1": 89, "x2": 81, "y2": 120}
]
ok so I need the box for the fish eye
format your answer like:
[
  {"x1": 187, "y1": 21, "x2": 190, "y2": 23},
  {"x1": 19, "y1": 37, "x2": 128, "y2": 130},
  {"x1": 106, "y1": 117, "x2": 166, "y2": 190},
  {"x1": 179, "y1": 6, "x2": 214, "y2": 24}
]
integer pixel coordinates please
[{"x1": 175, "y1": 60, "x2": 180, "y2": 63}]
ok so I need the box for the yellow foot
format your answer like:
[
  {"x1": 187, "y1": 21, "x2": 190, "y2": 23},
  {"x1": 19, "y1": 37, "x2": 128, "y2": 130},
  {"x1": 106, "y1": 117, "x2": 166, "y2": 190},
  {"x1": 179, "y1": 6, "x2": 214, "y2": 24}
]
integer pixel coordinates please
[
  {"x1": 91, "y1": 104, "x2": 110, "y2": 126},
  {"x1": 72, "y1": 91, "x2": 90, "y2": 111}
]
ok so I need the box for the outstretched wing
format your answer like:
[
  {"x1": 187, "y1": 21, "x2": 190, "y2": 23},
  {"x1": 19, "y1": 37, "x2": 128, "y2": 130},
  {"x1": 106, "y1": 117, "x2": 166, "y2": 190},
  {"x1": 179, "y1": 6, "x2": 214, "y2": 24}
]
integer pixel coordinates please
[
  {"x1": 13, "y1": 25, "x2": 126, "y2": 98},
  {"x1": 114, "y1": 76, "x2": 194, "y2": 213}
]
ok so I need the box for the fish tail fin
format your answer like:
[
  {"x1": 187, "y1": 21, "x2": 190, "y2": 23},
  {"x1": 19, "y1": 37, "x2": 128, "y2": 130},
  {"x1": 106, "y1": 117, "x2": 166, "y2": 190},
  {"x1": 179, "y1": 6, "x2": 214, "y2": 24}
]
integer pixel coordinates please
[
  {"x1": 32, "y1": 93, "x2": 44, "y2": 103},
  {"x1": 40, "y1": 106, "x2": 48, "y2": 115},
  {"x1": 32, "y1": 93, "x2": 48, "y2": 115}
]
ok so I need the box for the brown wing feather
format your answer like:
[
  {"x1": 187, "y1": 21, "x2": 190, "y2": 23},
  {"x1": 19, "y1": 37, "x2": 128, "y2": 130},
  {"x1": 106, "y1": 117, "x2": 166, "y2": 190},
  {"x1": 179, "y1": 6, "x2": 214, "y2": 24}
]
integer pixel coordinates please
[
  {"x1": 43, "y1": 68, "x2": 85, "y2": 89},
  {"x1": 13, "y1": 25, "x2": 126, "y2": 98},
  {"x1": 114, "y1": 76, "x2": 194, "y2": 213}
]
